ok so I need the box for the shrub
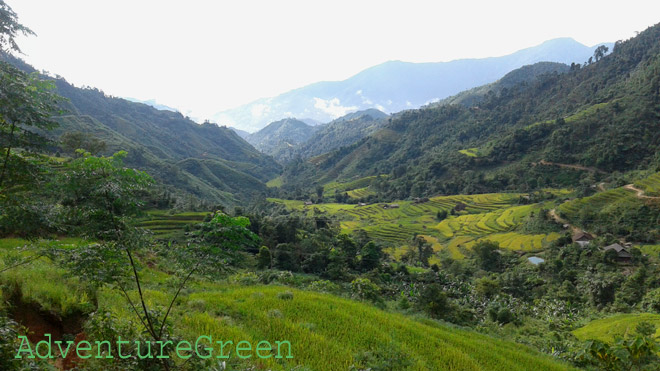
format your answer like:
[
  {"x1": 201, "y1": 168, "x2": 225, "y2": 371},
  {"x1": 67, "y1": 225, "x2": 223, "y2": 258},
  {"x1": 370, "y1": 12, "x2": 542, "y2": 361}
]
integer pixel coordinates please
[
  {"x1": 228, "y1": 272, "x2": 260, "y2": 285},
  {"x1": 351, "y1": 278, "x2": 383, "y2": 306}
]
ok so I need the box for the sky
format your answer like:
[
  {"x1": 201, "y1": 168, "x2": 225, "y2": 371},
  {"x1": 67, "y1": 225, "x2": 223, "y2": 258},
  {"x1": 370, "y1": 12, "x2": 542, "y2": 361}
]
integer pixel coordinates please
[{"x1": 8, "y1": 0, "x2": 660, "y2": 122}]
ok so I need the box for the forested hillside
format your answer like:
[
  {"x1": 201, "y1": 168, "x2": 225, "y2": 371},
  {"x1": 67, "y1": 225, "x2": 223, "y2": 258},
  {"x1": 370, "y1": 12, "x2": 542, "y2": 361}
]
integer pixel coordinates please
[
  {"x1": 280, "y1": 23, "x2": 660, "y2": 201},
  {"x1": 246, "y1": 118, "x2": 319, "y2": 163},
  {"x1": 292, "y1": 109, "x2": 389, "y2": 161},
  {"x1": 2, "y1": 54, "x2": 281, "y2": 204}
]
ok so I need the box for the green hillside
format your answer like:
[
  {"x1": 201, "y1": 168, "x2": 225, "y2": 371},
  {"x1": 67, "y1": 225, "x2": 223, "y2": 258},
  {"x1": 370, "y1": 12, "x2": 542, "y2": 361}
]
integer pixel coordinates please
[
  {"x1": 1, "y1": 54, "x2": 281, "y2": 204},
  {"x1": 246, "y1": 118, "x2": 320, "y2": 163},
  {"x1": 293, "y1": 109, "x2": 389, "y2": 161},
  {"x1": 0, "y1": 238, "x2": 573, "y2": 371},
  {"x1": 279, "y1": 23, "x2": 660, "y2": 203}
]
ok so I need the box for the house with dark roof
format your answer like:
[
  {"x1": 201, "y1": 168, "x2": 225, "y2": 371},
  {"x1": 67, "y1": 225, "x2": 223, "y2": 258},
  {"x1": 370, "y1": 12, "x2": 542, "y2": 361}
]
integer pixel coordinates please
[
  {"x1": 603, "y1": 243, "x2": 633, "y2": 262},
  {"x1": 572, "y1": 231, "x2": 594, "y2": 247}
]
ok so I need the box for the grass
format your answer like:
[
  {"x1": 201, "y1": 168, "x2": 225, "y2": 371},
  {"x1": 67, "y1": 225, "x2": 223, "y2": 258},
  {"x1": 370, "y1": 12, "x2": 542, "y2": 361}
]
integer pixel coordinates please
[
  {"x1": 640, "y1": 245, "x2": 660, "y2": 257},
  {"x1": 96, "y1": 282, "x2": 573, "y2": 370},
  {"x1": 573, "y1": 313, "x2": 660, "y2": 343},
  {"x1": 0, "y1": 238, "x2": 94, "y2": 315}
]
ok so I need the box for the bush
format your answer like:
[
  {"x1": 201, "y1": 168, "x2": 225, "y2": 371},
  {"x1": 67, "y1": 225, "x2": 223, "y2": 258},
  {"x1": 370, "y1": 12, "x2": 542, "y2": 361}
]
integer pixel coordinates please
[
  {"x1": 351, "y1": 278, "x2": 383, "y2": 306},
  {"x1": 228, "y1": 271, "x2": 260, "y2": 285},
  {"x1": 641, "y1": 287, "x2": 660, "y2": 312},
  {"x1": 308, "y1": 280, "x2": 340, "y2": 293}
]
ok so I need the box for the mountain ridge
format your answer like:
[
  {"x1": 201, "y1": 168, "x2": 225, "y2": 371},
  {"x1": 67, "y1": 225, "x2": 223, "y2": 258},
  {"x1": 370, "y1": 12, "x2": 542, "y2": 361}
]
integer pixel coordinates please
[{"x1": 213, "y1": 38, "x2": 612, "y2": 131}]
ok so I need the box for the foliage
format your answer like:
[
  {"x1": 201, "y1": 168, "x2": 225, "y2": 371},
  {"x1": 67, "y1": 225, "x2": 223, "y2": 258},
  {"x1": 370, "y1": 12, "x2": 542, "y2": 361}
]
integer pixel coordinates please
[{"x1": 575, "y1": 322, "x2": 660, "y2": 370}]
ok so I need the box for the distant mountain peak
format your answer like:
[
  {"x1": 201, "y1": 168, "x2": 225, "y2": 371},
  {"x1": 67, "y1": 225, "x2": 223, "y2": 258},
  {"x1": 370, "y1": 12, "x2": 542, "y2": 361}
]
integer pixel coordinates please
[{"x1": 213, "y1": 38, "x2": 610, "y2": 132}]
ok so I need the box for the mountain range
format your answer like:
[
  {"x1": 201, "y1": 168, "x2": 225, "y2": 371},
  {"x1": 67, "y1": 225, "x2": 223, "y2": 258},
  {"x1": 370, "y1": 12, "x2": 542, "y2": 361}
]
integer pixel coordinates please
[
  {"x1": 279, "y1": 23, "x2": 660, "y2": 202},
  {"x1": 213, "y1": 38, "x2": 612, "y2": 132}
]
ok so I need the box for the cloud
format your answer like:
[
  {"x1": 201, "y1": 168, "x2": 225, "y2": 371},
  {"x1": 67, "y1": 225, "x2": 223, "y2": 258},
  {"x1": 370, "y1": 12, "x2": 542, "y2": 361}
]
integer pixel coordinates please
[
  {"x1": 250, "y1": 103, "x2": 270, "y2": 118},
  {"x1": 313, "y1": 97, "x2": 358, "y2": 118}
]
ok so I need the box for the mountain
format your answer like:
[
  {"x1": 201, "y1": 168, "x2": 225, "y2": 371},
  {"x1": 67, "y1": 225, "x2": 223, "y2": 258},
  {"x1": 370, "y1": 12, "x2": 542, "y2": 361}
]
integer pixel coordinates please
[
  {"x1": 2, "y1": 55, "x2": 282, "y2": 204},
  {"x1": 213, "y1": 38, "x2": 612, "y2": 132},
  {"x1": 293, "y1": 108, "x2": 389, "y2": 160},
  {"x1": 245, "y1": 118, "x2": 319, "y2": 162},
  {"x1": 229, "y1": 126, "x2": 250, "y2": 139},
  {"x1": 123, "y1": 97, "x2": 180, "y2": 113},
  {"x1": 280, "y1": 24, "x2": 660, "y2": 202},
  {"x1": 436, "y1": 62, "x2": 571, "y2": 107}
]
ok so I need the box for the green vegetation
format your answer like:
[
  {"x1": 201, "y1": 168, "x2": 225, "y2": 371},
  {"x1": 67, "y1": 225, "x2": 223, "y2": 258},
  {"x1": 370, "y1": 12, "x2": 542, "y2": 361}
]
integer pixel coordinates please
[
  {"x1": 635, "y1": 171, "x2": 660, "y2": 196},
  {"x1": 573, "y1": 313, "x2": 660, "y2": 342}
]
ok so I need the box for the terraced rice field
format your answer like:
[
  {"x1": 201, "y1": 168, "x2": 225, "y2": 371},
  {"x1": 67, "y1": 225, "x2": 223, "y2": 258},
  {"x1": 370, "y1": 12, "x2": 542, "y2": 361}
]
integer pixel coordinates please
[
  {"x1": 573, "y1": 313, "x2": 660, "y2": 343},
  {"x1": 558, "y1": 187, "x2": 637, "y2": 218},
  {"x1": 346, "y1": 187, "x2": 375, "y2": 199},
  {"x1": 137, "y1": 210, "x2": 210, "y2": 239},
  {"x1": 270, "y1": 192, "x2": 561, "y2": 258},
  {"x1": 635, "y1": 172, "x2": 660, "y2": 196},
  {"x1": 458, "y1": 147, "x2": 489, "y2": 157},
  {"x1": 323, "y1": 175, "x2": 386, "y2": 196}
]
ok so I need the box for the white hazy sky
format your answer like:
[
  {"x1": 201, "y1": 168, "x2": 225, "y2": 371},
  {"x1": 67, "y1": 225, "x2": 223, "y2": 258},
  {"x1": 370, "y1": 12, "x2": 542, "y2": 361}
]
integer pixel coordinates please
[{"x1": 8, "y1": 0, "x2": 660, "y2": 121}]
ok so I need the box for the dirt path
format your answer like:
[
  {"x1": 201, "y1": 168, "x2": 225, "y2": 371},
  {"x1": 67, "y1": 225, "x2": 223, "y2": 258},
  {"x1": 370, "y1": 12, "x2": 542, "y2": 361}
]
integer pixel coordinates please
[
  {"x1": 535, "y1": 160, "x2": 606, "y2": 174},
  {"x1": 548, "y1": 208, "x2": 581, "y2": 234},
  {"x1": 623, "y1": 184, "x2": 660, "y2": 200}
]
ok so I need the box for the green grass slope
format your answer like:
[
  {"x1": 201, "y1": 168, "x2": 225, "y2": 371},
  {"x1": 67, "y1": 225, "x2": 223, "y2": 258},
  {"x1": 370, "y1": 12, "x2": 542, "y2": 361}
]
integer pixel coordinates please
[
  {"x1": 0, "y1": 238, "x2": 573, "y2": 371},
  {"x1": 573, "y1": 313, "x2": 660, "y2": 343}
]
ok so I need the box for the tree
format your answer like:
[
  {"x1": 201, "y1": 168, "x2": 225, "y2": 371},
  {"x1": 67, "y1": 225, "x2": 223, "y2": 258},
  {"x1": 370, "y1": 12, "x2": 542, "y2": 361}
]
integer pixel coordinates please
[
  {"x1": 360, "y1": 241, "x2": 382, "y2": 271},
  {"x1": 471, "y1": 240, "x2": 501, "y2": 272},
  {"x1": 56, "y1": 152, "x2": 259, "y2": 369},
  {"x1": 257, "y1": 245, "x2": 272, "y2": 269},
  {"x1": 416, "y1": 283, "x2": 451, "y2": 319},
  {"x1": 0, "y1": 1, "x2": 61, "y2": 190},
  {"x1": 0, "y1": 0, "x2": 35, "y2": 54},
  {"x1": 594, "y1": 45, "x2": 609, "y2": 62}
]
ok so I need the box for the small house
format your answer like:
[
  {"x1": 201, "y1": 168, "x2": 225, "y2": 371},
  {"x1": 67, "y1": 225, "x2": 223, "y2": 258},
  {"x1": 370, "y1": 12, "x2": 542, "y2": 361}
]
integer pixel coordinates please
[
  {"x1": 603, "y1": 243, "x2": 633, "y2": 263},
  {"x1": 572, "y1": 231, "x2": 594, "y2": 247},
  {"x1": 389, "y1": 203, "x2": 400, "y2": 209},
  {"x1": 357, "y1": 202, "x2": 367, "y2": 207},
  {"x1": 304, "y1": 201, "x2": 313, "y2": 206}
]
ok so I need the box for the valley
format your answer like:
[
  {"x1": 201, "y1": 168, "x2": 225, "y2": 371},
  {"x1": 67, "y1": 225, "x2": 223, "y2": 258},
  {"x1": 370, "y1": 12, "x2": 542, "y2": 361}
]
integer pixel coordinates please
[{"x1": 1, "y1": 2, "x2": 660, "y2": 370}]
